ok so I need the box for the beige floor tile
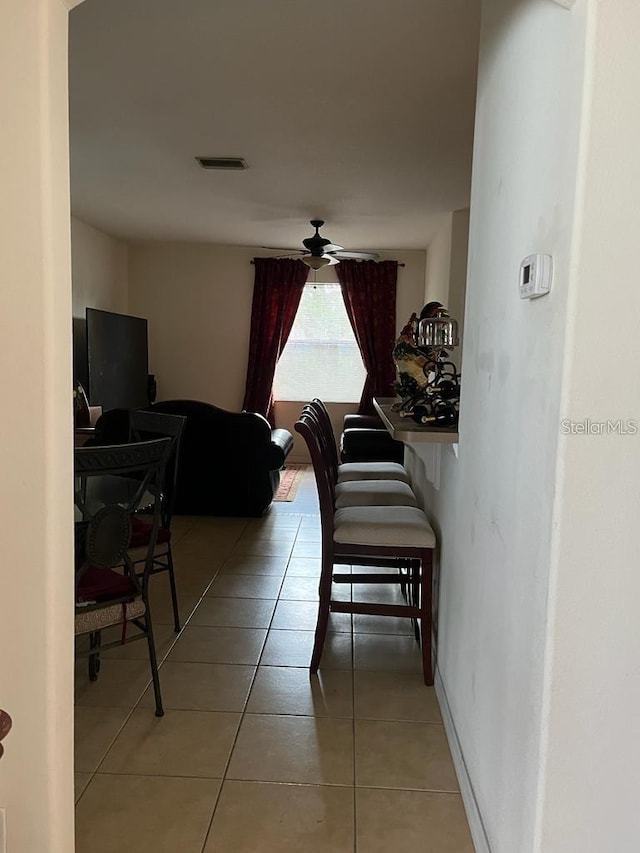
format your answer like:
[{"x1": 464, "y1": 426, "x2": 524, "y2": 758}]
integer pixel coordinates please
[
  {"x1": 138, "y1": 662, "x2": 255, "y2": 712},
  {"x1": 353, "y1": 633, "x2": 423, "y2": 674},
  {"x1": 286, "y1": 556, "x2": 322, "y2": 577},
  {"x1": 170, "y1": 515, "x2": 197, "y2": 538},
  {"x1": 272, "y1": 600, "x2": 351, "y2": 632},
  {"x1": 299, "y1": 512, "x2": 321, "y2": 526},
  {"x1": 294, "y1": 526, "x2": 322, "y2": 542},
  {"x1": 239, "y1": 527, "x2": 299, "y2": 544},
  {"x1": 247, "y1": 667, "x2": 353, "y2": 718},
  {"x1": 354, "y1": 671, "x2": 442, "y2": 723},
  {"x1": 101, "y1": 708, "x2": 240, "y2": 777},
  {"x1": 227, "y1": 714, "x2": 354, "y2": 785},
  {"x1": 352, "y1": 613, "x2": 414, "y2": 635},
  {"x1": 74, "y1": 772, "x2": 92, "y2": 803},
  {"x1": 245, "y1": 514, "x2": 302, "y2": 531},
  {"x1": 172, "y1": 539, "x2": 238, "y2": 569},
  {"x1": 74, "y1": 706, "x2": 130, "y2": 772},
  {"x1": 291, "y1": 540, "x2": 322, "y2": 558},
  {"x1": 220, "y1": 554, "x2": 288, "y2": 576},
  {"x1": 189, "y1": 596, "x2": 276, "y2": 628},
  {"x1": 99, "y1": 622, "x2": 177, "y2": 662},
  {"x1": 232, "y1": 538, "x2": 294, "y2": 557},
  {"x1": 352, "y1": 580, "x2": 407, "y2": 605},
  {"x1": 74, "y1": 658, "x2": 152, "y2": 709},
  {"x1": 75, "y1": 773, "x2": 220, "y2": 853},
  {"x1": 171, "y1": 566, "x2": 220, "y2": 597},
  {"x1": 190, "y1": 516, "x2": 249, "y2": 532},
  {"x1": 204, "y1": 780, "x2": 354, "y2": 853},
  {"x1": 355, "y1": 720, "x2": 459, "y2": 792},
  {"x1": 356, "y1": 788, "x2": 474, "y2": 852},
  {"x1": 173, "y1": 540, "x2": 233, "y2": 566},
  {"x1": 146, "y1": 578, "x2": 199, "y2": 626},
  {"x1": 278, "y1": 575, "x2": 320, "y2": 601},
  {"x1": 206, "y1": 573, "x2": 283, "y2": 599},
  {"x1": 279, "y1": 575, "x2": 351, "y2": 602},
  {"x1": 260, "y1": 629, "x2": 352, "y2": 669},
  {"x1": 168, "y1": 626, "x2": 267, "y2": 665}
]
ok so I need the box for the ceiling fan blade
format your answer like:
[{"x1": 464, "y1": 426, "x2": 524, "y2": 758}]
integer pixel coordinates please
[
  {"x1": 260, "y1": 246, "x2": 305, "y2": 253},
  {"x1": 332, "y1": 251, "x2": 380, "y2": 260}
]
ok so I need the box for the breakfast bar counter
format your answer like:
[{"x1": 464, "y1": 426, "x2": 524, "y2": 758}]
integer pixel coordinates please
[{"x1": 373, "y1": 397, "x2": 459, "y2": 444}]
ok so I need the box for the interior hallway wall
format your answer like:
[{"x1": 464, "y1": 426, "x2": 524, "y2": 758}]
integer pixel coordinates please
[
  {"x1": 0, "y1": 1, "x2": 75, "y2": 851},
  {"x1": 535, "y1": 1, "x2": 640, "y2": 849},
  {"x1": 71, "y1": 216, "x2": 128, "y2": 318},
  {"x1": 415, "y1": 2, "x2": 589, "y2": 851}
]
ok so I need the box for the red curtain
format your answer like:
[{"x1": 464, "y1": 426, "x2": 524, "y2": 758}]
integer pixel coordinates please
[
  {"x1": 336, "y1": 259, "x2": 398, "y2": 414},
  {"x1": 242, "y1": 257, "x2": 308, "y2": 423}
]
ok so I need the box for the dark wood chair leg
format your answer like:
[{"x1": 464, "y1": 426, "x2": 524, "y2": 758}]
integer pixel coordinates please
[
  {"x1": 310, "y1": 554, "x2": 334, "y2": 672},
  {"x1": 420, "y1": 549, "x2": 434, "y2": 685}
]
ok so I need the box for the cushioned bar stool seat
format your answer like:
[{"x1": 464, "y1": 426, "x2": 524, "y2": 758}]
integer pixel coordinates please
[
  {"x1": 334, "y1": 479, "x2": 417, "y2": 509},
  {"x1": 337, "y1": 460, "x2": 410, "y2": 484},
  {"x1": 334, "y1": 505, "x2": 436, "y2": 547}
]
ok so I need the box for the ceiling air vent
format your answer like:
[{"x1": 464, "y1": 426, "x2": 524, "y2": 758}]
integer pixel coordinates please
[{"x1": 196, "y1": 156, "x2": 247, "y2": 170}]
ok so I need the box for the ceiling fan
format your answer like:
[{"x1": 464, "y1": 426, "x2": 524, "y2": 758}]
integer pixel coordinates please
[{"x1": 266, "y1": 220, "x2": 380, "y2": 269}]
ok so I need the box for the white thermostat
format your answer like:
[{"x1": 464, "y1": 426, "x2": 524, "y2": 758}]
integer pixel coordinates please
[{"x1": 519, "y1": 254, "x2": 553, "y2": 299}]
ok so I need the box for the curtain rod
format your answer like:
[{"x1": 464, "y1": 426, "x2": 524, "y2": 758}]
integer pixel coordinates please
[{"x1": 250, "y1": 260, "x2": 405, "y2": 266}]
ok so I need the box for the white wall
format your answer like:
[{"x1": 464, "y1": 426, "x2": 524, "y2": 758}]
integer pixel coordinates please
[
  {"x1": 424, "y1": 212, "x2": 453, "y2": 304},
  {"x1": 0, "y1": 1, "x2": 75, "y2": 851},
  {"x1": 424, "y1": 208, "x2": 469, "y2": 365},
  {"x1": 128, "y1": 243, "x2": 256, "y2": 410},
  {"x1": 535, "y1": 1, "x2": 640, "y2": 849},
  {"x1": 128, "y1": 244, "x2": 426, "y2": 459},
  {"x1": 417, "y1": 2, "x2": 588, "y2": 851},
  {"x1": 71, "y1": 216, "x2": 128, "y2": 318}
]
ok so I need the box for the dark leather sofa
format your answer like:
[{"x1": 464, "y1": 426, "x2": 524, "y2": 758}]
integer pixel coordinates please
[{"x1": 92, "y1": 400, "x2": 293, "y2": 517}]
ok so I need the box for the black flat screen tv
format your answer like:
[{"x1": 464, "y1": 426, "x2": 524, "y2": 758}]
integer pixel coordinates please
[{"x1": 86, "y1": 308, "x2": 149, "y2": 411}]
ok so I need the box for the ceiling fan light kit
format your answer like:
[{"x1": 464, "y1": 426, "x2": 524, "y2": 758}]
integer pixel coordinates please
[
  {"x1": 303, "y1": 255, "x2": 332, "y2": 270},
  {"x1": 268, "y1": 220, "x2": 380, "y2": 267}
]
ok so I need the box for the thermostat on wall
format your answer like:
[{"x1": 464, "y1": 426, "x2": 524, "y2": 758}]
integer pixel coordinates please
[{"x1": 519, "y1": 254, "x2": 553, "y2": 299}]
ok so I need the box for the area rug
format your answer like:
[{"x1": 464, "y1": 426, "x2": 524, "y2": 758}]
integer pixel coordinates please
[{"x1": 274, "y1": 464, "x2": 307, "y2": 501}]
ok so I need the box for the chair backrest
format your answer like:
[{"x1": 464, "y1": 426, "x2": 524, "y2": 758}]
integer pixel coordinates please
[
  {"x1": 74, "y1": 438, "x2": 173, "y2": 599},
  {"x1": 301, "y1": 404, "x2": 337, "y2": 490},
  {"x1": 129, "y1": 410, "x2": 186, "y2": 529},
  {"x1": 294, "y1": 413, "x2": 335, "y2": 543},
  {"x1": 305, "y1": 400, "x2": 342, "y2": 483}
]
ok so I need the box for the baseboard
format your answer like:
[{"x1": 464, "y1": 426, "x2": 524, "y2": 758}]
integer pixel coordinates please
[{"x1": 435, "y1": 669, "x2": 492, "y2": 853}]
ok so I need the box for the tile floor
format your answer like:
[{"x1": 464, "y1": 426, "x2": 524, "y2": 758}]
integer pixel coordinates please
[{"x1": 74, "y1": 468, "x2": 474, "y2": 852}]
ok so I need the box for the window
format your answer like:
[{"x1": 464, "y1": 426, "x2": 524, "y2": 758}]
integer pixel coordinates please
[{"x1": 274, "y1": 283, "x2": 366, "y2": 402}]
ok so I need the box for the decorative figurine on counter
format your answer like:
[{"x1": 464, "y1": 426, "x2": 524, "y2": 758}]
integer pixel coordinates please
[{"x1": 392, "y1": 301, "x2": 461, "y2": 428}]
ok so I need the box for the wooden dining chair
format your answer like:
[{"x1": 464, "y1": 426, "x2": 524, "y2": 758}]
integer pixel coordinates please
[
  {"x1": 295, "y1": 411, "x2": 437, "y2": 684},
  {"x1": 74, "y1": 437, "x2": 172, "y2": 716},
  {"x1": 309, "y1": 398, "x2": 411, "y2": 484},
  {"x1": 302, "y1": 404, "x2": 418, "y2": 509},
  {"x1": 128, "y1": 410, "x2": 186, "y2": 632}
]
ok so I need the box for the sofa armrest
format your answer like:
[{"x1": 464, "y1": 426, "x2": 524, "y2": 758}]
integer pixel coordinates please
[{"x1": 266, "y1": 428, "x2": 294, "y2": 470}]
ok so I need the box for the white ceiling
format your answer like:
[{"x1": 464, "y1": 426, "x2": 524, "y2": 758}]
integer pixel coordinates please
[{"x1": 69, "y1": 0, "x2": 480, "y2": 253}]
